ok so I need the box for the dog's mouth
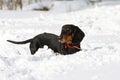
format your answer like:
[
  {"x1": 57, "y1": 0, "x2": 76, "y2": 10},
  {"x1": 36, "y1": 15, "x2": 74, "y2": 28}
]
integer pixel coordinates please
[{"x1": 59, "y1": 34, "x2": 73, "y2": 44}]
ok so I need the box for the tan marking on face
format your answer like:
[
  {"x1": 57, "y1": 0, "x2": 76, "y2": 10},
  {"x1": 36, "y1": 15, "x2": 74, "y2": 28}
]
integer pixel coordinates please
[{"x1": 60, "y1": 34, "x2": 73, "y2": 44}]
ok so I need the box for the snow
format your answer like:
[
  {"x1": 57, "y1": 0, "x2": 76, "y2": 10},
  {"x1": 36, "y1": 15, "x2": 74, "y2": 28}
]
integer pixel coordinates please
[{"x1": 0, "y1": 1, "x2": 120, "y2": 80}]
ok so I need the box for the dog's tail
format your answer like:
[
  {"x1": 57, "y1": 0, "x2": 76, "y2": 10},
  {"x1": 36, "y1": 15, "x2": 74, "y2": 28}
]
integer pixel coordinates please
[{"x1": 7, "y1": 39, "x2": 32, "y2": 44}]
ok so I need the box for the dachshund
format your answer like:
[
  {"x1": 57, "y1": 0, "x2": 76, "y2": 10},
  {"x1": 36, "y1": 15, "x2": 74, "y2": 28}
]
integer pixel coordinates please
[{"x1": 7, "y1": 24, "x2": 85, "y2": 55}]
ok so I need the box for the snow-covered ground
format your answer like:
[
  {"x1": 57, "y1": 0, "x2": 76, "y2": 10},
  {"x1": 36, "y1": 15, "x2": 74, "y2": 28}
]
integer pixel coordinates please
[{"x1": 0, "y1": 1, "x2": 120, "y2": 80}]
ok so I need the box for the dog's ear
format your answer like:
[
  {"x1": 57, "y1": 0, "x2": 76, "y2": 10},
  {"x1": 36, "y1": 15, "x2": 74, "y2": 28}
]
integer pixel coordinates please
[{"x1": 72, "y1": 26, "x2": 85, "y2": 43}]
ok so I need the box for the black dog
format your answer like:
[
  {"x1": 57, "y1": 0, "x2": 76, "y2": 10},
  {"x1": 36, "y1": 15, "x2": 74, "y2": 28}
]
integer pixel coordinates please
[{"x1": 7, "y1": 24, "x2": 85, "y2": 55}]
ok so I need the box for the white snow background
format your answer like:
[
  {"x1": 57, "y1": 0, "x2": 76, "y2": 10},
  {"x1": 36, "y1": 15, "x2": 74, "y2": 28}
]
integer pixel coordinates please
[{"x1": 0, "y1": 1, "x2": 120, "y2": 80}]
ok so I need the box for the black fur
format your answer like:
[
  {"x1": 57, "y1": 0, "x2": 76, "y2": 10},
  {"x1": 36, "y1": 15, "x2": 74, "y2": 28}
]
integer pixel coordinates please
[
  {"x1": 7, "y1": 24, "x2": 85, "y2": 55},
  {"x1": 7, "y1": 33, "x2": 60, "y2": 55}
]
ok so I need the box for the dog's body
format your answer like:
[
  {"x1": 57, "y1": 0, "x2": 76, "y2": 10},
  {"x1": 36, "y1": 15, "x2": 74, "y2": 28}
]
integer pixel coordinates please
[
  {"x1": 7, "y1": 24, "x2": 85, "y2": 55},
  {"x1": 7, "y1": 33, "x2": 61, "y2": 55}
]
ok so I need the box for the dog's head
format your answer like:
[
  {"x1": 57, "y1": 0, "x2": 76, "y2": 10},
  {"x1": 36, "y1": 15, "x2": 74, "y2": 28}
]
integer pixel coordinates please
[
  {"x1": 60, "y1": 24, "x2": 85, "y2": 44},
  {"x1": 59, "y1": 24, "x2": 77, "y2": 44}
]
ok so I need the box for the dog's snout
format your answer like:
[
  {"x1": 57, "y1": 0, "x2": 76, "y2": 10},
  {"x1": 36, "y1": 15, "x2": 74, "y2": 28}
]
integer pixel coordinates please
[{"x1": 59, "y1": 34, "x2": 73, "y2": 44}]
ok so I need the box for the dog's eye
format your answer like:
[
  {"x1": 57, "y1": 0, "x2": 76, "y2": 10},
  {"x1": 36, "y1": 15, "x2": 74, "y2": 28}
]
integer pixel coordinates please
[{"x1": 67, "y1": 29, "x2": 72, "y2": 33}]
